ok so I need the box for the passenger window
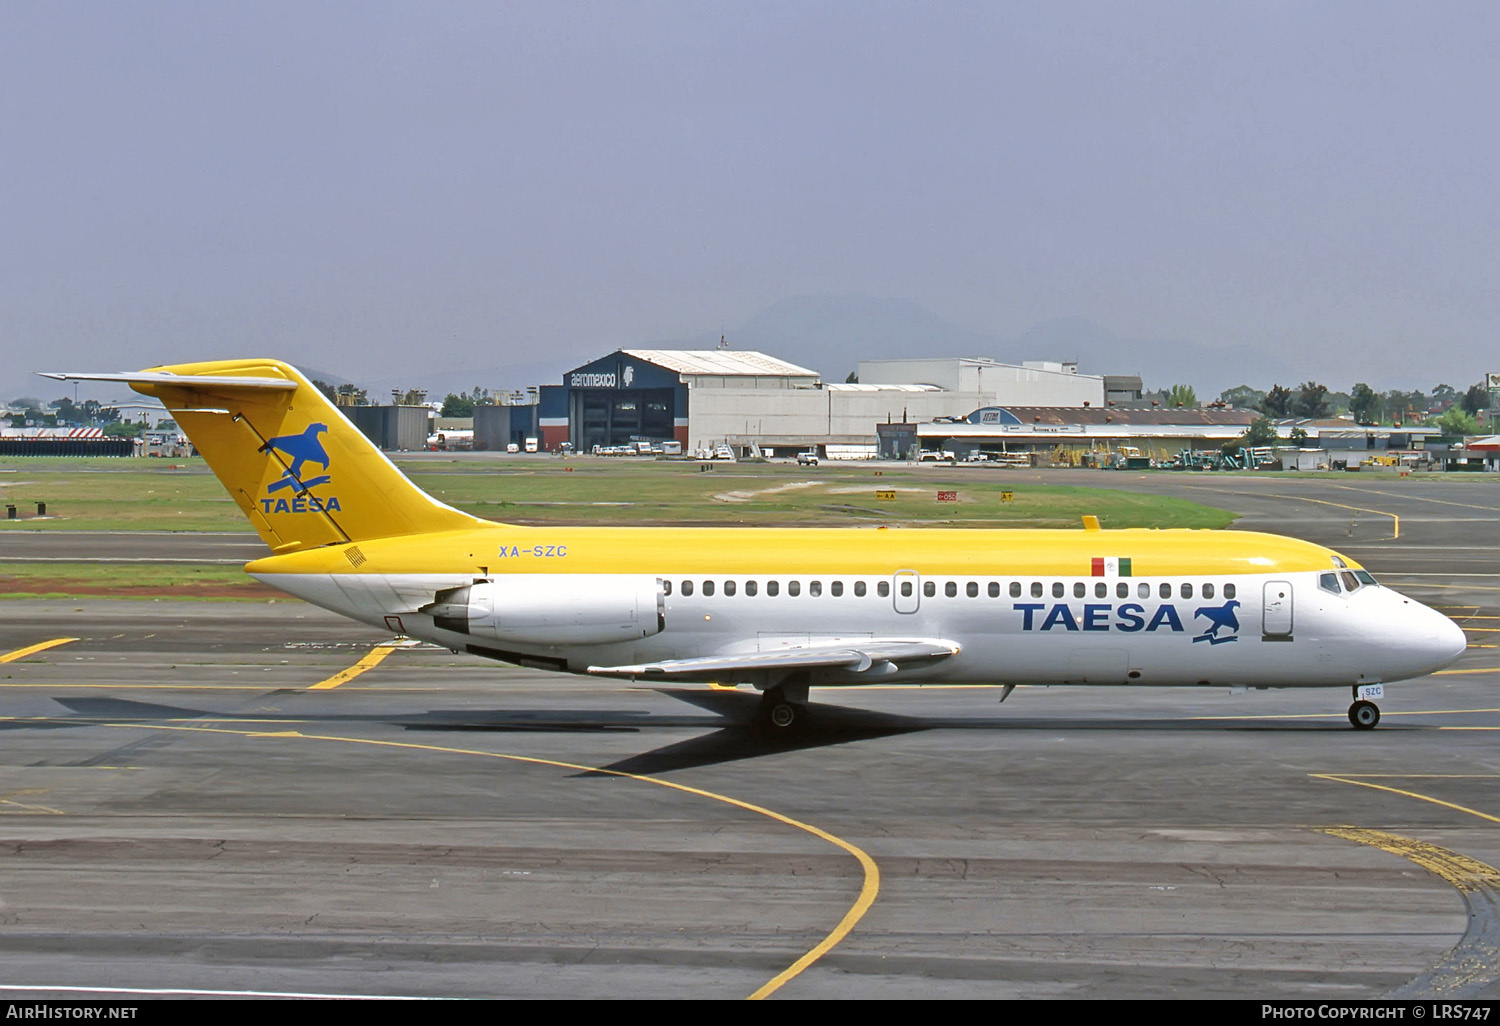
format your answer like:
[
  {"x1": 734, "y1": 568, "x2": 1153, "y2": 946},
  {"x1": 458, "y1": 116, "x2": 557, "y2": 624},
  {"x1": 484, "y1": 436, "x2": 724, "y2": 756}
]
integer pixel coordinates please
[
  {"x1": 746, "y1": 580, "x2": 758, "y2": 597},
  {"x1": 990, "y1": 582, "x2": 1001, "y2": 598},
  {"x1": 1116, "y1": 582, "x2": 1128, "y2": 599},
  {"x1": 724, "y1": 580, "x2": 736, "y2": 596},
  {"x1": 1073, "y1": 582, "x2": 1086, "y2": 598},
  {"x1": 1159, "y1": 583, "x2": 1171, "y2": 599},
  {"x1": 831, "y1": 581, "x2": 843, "y2": 597},
  {"x1": 1341, "y1": 572, "x2": 1359, "y2": 592},
  {"x1": 1224, "y1": 583, "x2": 1236, "y2": 599},
  {"x1": 767, "y1": 581, "x2": 779, "y2": 596},
  {"x1": 855, "y1": 581, "x2": 867, "y2": 597},
  {"x1": 1320, "y1": 573, "x2": 1340, "y2": 594},
  {"x1": 663, "y1": 580, "x2": 672, "y2": 595},
  {"x1": 1138, "y1": 583, "x2": 1150, "y2": 599},
  {"x1": 1009, "y1": 582, "x2": 1021, "y2": 598},
  {"x1": 1180, "y1": 583, "x2": 1193, "y2": 599},
  {"x1": 900, "y1": 581, "x2": 911, "y2": 597},
  {"x1": 788, "y1": 581, "x2": 801, "y2": 597},
  {"x1": 1052, "y1": 582, "x2": 1065, "y2": 598},
  {"x1": 703, "y1": 580, "x2": 715, "y2": 597},
  {"x1": 967, "y1": 582, "x2": 979, "y2": 598},
  {"x1": 924, "y1": 581, "x2": 935, "y2": 598},
  {"x1": 809, "y1": 580, "x2": 822, "y2": 597},
  {"x1": 878, "y1": 581, "x2": 890, "y2": 597},
  {"x1": 945, "y1": 582, "x2": 957, "y2": 598},
  {"x1": 1095, "y1": 582, "x2": 1107, "y2": 598},
  {"x1": 1031, "y1": 582, "x2": 1043, "y2": 598},
  {"x1": 1203, "y1": 583, "x2": 1215, "y2": 599},
  {"x1": 682, "y1": 580, "x2": 694, "y2": 597}
]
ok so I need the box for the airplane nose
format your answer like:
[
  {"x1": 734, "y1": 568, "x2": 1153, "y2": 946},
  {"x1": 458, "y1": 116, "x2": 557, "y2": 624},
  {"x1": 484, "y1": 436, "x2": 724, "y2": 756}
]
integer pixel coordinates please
[
  {"x1": 1379, "y1": 594, "x2": 1468, "y2": 678},
  {"x1": 1434, "y1": 613, "x2": 1468, "y2": 666}
]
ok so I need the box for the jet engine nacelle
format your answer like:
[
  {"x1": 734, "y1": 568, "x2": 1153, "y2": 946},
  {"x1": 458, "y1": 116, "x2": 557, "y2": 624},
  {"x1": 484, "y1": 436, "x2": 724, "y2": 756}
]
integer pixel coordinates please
[{"x1": 419, "y1": 575, "x2": 664, "y2": 646}]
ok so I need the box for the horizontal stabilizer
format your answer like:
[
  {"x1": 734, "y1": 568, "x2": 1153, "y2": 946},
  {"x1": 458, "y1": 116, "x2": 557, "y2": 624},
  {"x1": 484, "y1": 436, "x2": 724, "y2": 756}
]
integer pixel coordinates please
[
  {"x1": 588, "y1": 639, "x2": 959, "y2": 679},
  {"x1": 39, "y1": 371, "x2": 296, "y2": 391}
]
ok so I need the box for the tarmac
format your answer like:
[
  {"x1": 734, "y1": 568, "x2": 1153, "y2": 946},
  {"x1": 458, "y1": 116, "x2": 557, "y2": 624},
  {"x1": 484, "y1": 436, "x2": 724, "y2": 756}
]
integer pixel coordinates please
[{"x1": 0, "y1": 469, "x2": 1497, "y2": 999}]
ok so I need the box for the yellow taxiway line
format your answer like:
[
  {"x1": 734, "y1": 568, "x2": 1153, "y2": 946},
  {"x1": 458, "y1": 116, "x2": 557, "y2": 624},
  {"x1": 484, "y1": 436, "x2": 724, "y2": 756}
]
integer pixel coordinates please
[
  {"x1": 0, "y1": 637, "x2": 78, "y2": 663},
  {"x1": 1264, "y1": 493, "x2": 1399, "y2": 540},
  {"x1": 307, "y1": 641, "x2": 410, "y2": 690},
  {"x1": 102, "y1": 721, "x2": 879, "y2": 999},
  {"x1": 1320, "y1": 827, "x2": 1500, "y2": 891},
  {"x1": 1312, "y1": 773, "x2": 1500, "y2": 824}
]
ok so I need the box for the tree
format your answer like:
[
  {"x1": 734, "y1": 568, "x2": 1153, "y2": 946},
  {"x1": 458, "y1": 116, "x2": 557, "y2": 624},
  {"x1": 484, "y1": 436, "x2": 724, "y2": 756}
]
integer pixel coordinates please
[
  {"x1": 1166, "y1": 384, "x2": 1197, "y2": 409},
  {"x1": 1437, "y1": 407, "x2": 1480, "y2": 437},
  {"x1": 334, "y1": 384, "x2": 368, "y2": 407},
  {"x1": 1218, "y1": 385, "x2": 1265, "y2": 409},
  {"x1": 1348, "y1": 383, "x2": 1381, "y2": 425},
  {"x1": 51, "y1": 397, "x2": 80, "y2": 424},
  {"x1": 1461, "y1": 382, "x2": 1489, "y2": 416},
  {"x1": 1431, "y1": 383, "x2": 1458, "y2": 408},
  {"x1": 1241, "y1": 416, "x2": 1281, "y2": 447},
  {"x1": 441, "y1": 393, "x2": 475, "y2": 417},
  {"x1": 1258, "y1": 384, "x2": 1293, "y2": 417},
  {"x1": 1291, "y1": 382, "x2": 1330, "y2": 419},
  {"x1": 1288, "y1": 427, "x2": 1310, "y2": 446},
  {"x1": 311, "y1": 379, "x2": 339, "y2": 403}
]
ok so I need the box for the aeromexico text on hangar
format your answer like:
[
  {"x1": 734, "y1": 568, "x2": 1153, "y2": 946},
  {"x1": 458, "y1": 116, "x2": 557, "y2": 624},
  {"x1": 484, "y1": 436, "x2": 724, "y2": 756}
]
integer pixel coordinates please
[{"x1": 570, "y1": 366, "x2": 636, "y2": 389}]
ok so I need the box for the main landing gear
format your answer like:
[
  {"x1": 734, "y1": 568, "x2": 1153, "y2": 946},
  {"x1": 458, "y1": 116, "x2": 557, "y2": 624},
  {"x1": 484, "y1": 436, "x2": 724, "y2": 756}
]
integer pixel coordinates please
[
  {"x1": 1348, "y1": 697, "x2": 1381, "y2": 730},
  {"x1": 757, "y1": 675, "x2": 810, "y2": 733}
]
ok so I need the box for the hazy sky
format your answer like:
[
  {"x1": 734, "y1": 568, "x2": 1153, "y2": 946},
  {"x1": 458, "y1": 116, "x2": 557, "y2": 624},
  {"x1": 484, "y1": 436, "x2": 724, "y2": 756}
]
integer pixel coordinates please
[{"x1": 4, "y1": 1, "x2": 1497, "y2": 396}]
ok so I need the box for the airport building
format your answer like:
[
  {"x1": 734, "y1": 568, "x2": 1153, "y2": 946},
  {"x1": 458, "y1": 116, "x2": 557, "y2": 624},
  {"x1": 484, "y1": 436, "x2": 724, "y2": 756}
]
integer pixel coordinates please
[
  {"x1": 538, "y1": 350, "x2": 1108, "y2": 455},
  {"x1": 882, "y1": 406, "x2": 1262, "y2": 463},
  {"x1": 884, "y1": 408, "x2": 1449, "y2": 466}
]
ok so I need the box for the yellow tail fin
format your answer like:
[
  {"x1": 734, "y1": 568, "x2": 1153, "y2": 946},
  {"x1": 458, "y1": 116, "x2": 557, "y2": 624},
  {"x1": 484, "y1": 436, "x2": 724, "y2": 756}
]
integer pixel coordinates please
[{"x1": 58, "y1": 359, "x2": 483, "y2": 552}]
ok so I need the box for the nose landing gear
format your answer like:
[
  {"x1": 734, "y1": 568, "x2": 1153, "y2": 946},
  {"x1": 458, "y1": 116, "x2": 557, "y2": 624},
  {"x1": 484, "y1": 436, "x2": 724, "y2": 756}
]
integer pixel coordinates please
[{"x1": 1348, "y1": 699, "x2": 1380, "y2": 730}]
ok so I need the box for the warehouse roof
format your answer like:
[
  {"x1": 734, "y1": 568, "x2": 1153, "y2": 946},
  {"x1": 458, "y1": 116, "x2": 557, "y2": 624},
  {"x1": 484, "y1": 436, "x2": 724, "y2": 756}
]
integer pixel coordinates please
[{"x1": 622, "y1": 349, "x2": 819, "y2": 378}]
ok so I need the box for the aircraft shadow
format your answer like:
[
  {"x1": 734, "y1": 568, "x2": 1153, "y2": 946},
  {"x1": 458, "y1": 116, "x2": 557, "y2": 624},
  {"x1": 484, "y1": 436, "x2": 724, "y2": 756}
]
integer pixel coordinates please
[
  {"x1": 577, "y1": 688, "x2": 926, "y2": 776},
  {"x1": 32, "y1": 694, "x2": 1368, "y2": 777}
]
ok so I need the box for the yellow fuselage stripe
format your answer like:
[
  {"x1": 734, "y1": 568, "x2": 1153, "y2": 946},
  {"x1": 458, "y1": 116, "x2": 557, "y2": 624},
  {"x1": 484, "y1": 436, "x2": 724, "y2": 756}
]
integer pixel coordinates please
[{"x1": 248, "y1": 524, "x2": 1356, "y2": 579}]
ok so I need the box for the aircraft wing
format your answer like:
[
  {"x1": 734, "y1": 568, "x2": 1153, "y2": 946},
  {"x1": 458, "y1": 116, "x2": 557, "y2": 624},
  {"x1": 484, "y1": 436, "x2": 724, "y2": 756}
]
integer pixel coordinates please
[{"x1": 587, "y1": 639, "x2": 959, "y2": 679}]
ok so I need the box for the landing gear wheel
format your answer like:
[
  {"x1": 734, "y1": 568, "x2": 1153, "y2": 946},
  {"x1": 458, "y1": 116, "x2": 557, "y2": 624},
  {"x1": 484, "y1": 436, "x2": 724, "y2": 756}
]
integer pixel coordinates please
[
  {"x1": 758, "y1": 689, "x2": 807, "y2": 733},
  {"x1": 1348, "y1": 700, "x2": 1380, "y2": 730}
]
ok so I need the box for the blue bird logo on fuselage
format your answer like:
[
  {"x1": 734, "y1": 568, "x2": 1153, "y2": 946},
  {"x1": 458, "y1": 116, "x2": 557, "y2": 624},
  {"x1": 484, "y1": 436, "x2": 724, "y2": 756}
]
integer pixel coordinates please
[{"x1": 1192, "y1": 599, "x2": 1241, "y2": 644}]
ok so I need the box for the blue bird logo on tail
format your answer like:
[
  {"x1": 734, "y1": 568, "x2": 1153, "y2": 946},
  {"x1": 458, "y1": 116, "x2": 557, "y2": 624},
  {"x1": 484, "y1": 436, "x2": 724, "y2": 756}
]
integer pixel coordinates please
[
  {"x1": 261, "y1": 423, "x2": 331, "y2": 492},
  {"x1": 1192, "y1": 600, "x2": 1241, "y2": 645}
]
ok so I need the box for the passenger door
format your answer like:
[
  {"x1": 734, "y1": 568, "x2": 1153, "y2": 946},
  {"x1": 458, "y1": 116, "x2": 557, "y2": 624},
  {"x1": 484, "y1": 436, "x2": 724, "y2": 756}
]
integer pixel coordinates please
[{"x1": 1263, "y1": 580, "x2": 1294, "y2": 639}]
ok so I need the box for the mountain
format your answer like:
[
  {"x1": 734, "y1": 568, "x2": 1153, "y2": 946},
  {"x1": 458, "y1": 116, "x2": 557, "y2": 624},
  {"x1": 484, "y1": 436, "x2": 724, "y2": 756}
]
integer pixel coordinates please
[{"x1": 729, "y1": 297, "x2": 1294, "y2": 394}]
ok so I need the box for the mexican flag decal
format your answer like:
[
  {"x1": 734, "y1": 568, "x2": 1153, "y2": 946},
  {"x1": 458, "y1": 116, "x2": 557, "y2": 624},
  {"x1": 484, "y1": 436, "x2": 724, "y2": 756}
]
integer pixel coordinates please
[{"x1": 1091, "y1": 557, "x2": 1133, "y2": 577}]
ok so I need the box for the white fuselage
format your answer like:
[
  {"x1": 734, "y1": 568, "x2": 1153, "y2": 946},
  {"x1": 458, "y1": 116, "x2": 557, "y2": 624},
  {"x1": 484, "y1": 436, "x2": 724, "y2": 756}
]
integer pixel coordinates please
[{"x1": 256, "y1": 567, "x2": 1466, "y2": 690}]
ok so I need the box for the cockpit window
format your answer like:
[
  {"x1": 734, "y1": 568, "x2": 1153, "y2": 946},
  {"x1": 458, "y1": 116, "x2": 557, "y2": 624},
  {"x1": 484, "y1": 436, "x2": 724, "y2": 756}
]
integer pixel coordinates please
[
  {"x1": 1340, "y1": 571, "x2": 1360, "y2": 592},
  {"x1": 1319, "y1": 572, "x2": 1340, "y2": 594},
  {"x1": 1355, "y1": 570, "x2": 1377, "y2": 586}
]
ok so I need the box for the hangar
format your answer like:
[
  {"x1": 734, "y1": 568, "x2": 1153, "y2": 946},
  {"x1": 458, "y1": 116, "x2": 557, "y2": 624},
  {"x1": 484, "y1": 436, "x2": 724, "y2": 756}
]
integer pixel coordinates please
[
  {"x1": 539, "y1": 349, "x2": 820, "y2": 452},
  {"x1": 540, "y1": 350, "x2": 1110, "y2": 455}
]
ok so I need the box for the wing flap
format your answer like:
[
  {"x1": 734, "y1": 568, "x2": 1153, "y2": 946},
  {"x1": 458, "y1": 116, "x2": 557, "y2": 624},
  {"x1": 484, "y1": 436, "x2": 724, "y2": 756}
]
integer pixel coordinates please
[{"x1": 588, "y1": 639, "x2": 959, "y2": 679}]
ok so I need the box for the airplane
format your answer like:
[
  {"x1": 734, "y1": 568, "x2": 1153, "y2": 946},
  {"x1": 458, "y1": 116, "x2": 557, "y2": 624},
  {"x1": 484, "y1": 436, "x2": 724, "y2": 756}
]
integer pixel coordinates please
[{"x1": 43, "y1": 359, "x2": 1467, "y2": 732}]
